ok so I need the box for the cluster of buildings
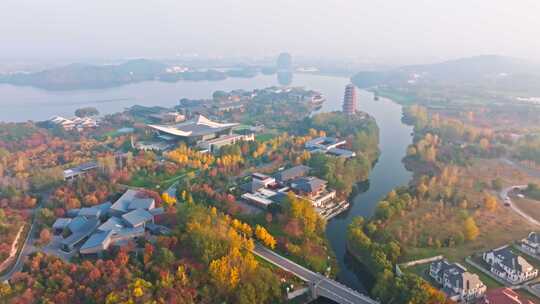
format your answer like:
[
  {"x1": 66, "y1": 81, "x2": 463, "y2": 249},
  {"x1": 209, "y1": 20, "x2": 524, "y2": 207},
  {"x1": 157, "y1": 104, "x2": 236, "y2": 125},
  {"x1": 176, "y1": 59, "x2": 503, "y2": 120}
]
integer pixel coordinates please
[
  {"x1": 429, "y1": 259, "x2": 487, "y2": 302},
  {"x1": 51, "y1": 189, "x2": 166, "y2": 255},
  {"x1": 240, "y1": 165, "x2": 348, "y2": 219},
  {"x1": 176, "y1": 87, "x2": 325, "y2": 118},
  {"x1": 305, "y1": 136, "x2": 356, "y2": 159},
  {"x1": 427, "y1": 242, "x2": 539, "y2": 303},
  {"x1": 49, "y1": 115, "x2": 98, "y2": 131},
  {"x1": 178, "y1": 89, "x2": 254, "y2": 116}
]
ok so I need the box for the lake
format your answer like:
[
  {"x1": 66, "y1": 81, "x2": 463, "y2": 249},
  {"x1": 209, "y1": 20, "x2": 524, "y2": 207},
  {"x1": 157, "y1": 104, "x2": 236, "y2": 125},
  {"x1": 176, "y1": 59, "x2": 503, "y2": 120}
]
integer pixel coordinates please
[{"x1": 0, "y1": 73, "x2": 413, "y2": 297}]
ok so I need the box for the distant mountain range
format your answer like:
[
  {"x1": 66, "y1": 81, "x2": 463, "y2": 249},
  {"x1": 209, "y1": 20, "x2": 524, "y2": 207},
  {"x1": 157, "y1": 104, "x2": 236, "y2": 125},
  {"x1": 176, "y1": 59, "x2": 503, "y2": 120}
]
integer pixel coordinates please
[
  {"x1": 0, "y1": 59, "x2": 168, "y2": 90},
  {"x1": 0, "y1": 59, "x2": 266, "y2": 90},
  {"x1": 352, "y1": 55, "x2": 540, "y2": 97}
]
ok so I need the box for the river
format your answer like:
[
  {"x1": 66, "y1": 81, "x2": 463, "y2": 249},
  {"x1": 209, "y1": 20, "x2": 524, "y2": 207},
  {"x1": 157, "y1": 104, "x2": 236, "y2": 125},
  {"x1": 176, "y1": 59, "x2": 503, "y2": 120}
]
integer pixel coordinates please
[{"x1": 0, "y1": 73, "x2": 413, "y2": 298}]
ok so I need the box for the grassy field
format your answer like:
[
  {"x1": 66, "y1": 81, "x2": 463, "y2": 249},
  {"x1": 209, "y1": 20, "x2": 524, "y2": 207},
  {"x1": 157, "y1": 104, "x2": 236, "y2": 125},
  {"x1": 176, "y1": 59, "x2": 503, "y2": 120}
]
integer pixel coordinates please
[
  {"x1": 128, "y1": 169, "x2": 195, "y2": 190},
  {"x1": 255, "y1": 133, "x2": 277, "y2": 142},
  {"x1": 390, "y1": 158, "x2": 539, "y2": 264},
  {"x1": 512, "y1": 196, "x2": 540, "y2": 222}
]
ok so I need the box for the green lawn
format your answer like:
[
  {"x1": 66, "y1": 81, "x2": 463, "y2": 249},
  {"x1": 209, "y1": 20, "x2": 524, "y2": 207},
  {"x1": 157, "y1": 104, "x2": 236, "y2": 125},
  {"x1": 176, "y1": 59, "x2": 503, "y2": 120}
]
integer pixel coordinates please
[
  {"x1": 128, "y1": 169, "x2": 196, "y2": 191},
  {"x1": 256, "y1": 133, "x2": 277, "y2": 142}
]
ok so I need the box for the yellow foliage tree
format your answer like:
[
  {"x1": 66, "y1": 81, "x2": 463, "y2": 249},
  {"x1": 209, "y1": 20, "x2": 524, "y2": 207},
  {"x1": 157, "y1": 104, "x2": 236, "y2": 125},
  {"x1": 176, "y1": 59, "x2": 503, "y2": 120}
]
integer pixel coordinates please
[
  {"x1": 464, "y1": 217, "x2": 479, "y2": 241},
  {"x1": 483, "y1": 193, "x2": 498, "y2": 211},
  {"x1": 161, "y1": 192, "x2": 177, "y2": 206},
  {"x1": 255, "y1": 225, "x2": 276, "y2": 249}
]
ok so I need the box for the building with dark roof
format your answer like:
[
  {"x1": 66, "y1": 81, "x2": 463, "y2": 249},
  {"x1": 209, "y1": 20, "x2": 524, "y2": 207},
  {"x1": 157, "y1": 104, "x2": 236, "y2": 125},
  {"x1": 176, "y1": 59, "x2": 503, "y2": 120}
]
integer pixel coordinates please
[
  {"x1": 289, "y1": 176, "x2": 336, "y2": 208},
  {"x1": 520, "y1": 232, "x2": 540, "y2": 256},
  {"x1": 274, "y1": 165, "x2": 310, "y2": 183},
  {"x1": 80, "y1": 230, "x2": 114, "y2": 255},
  {"x1": 52, "y1": 189, "x2": 164, "y2": 256},
  {"x1": 122, "y1": 209, "x2": 154, "y2": 228},
  {"x1": 429, "y1": 259, "x2": 486, "y2": 302},
  {"x1": 61, "y1": 217, "x2": 100, "y2": 253},
  {"x1": 52, "y1": 218, "x2": 72, "y2": 234},
  {"x1": 110, "y1": 189, "x2": 155, "y2": 216},
  {"x1": 483, "y1": 246, "x2": 538, "y2": 284}
]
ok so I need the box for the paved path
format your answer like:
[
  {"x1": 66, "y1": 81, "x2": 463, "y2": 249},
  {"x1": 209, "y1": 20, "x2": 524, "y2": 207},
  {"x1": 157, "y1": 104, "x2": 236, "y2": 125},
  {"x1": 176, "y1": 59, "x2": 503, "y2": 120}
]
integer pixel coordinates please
[
  {"x1": 0, "y1": 214, "x2": 38, "y2": 282},
  {"x1": 500, "y1": 185, "x2": 540, "y2": 227},
  {"x1": 252, "y1": 244, "x2": 378, "y2": 304},
  {"x1": 0, "y1": 191, "x2": 50, "y2": 282}
]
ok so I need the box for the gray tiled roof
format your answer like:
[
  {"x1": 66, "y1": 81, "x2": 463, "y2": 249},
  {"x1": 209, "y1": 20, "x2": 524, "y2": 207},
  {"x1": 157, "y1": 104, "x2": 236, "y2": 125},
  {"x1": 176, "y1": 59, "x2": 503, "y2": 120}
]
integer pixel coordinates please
[
  {"x1": 61, "y1": 218, "x2": 100, "y2": 247},
  {"x1": 97, "y1": 217, "x2": 125, "y2": 232},
  {"x1": 493, "y1": 247, "x2": 534, "y2": 273},
  {"x1": 122, "y1": 209, "x2": 153, "y2": 227},
  {"x1": 111, "y1": 190, "x2": 154, "y2": 214},
  {"x1": 52, "y1": 218, "x2": 72, "y2": 230},
  {"x1": 67, "y1": 216, "x2": 89, "y2": 233},
  {"x1": 80, "y1": 230, "x2": 113, "y2": 253},
  {"x1": 128, "y1": 198, "x2": 155, "y2": 210},
  {"x1": 290, "y1": 176, "x2": 327, "y2": 193},
  {"x1": 275, "y1": 165, "x2": 310, "y2": 182}
]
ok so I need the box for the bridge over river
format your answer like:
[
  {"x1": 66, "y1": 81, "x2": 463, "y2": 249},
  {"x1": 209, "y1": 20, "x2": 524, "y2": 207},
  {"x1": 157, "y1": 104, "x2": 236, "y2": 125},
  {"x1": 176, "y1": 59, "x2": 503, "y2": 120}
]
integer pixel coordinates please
[{"x1": 252, "y1": 244, "x2": 379, "y2": 304}]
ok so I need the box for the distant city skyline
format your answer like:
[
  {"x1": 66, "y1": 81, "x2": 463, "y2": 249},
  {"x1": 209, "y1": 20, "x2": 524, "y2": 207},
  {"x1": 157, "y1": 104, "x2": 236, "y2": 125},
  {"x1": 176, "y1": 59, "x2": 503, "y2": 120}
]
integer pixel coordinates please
[{"x1": 2, "y1": 0, "x2": 540, "y2": 65}]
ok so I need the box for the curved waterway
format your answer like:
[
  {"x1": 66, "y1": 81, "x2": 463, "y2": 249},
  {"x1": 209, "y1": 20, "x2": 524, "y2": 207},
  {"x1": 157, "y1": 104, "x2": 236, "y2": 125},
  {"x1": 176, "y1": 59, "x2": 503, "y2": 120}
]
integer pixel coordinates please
[{"x1": 0, "y1": 73, "x2": 413, "y2": 299}]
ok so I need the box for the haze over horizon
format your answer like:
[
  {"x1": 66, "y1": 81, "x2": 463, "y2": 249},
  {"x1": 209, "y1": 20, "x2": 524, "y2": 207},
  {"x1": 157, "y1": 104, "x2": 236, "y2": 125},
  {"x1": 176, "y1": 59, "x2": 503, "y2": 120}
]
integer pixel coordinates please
[{"x1": 2, "y1": 0, "x2": 540, "y2": 65}]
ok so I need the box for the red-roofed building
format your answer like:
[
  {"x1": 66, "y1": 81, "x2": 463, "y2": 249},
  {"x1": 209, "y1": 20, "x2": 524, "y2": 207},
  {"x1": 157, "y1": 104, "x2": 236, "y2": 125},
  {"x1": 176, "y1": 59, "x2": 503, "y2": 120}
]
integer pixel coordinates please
[{"x1": 479, "y1": 288, "x2": 535, "y2": 304}]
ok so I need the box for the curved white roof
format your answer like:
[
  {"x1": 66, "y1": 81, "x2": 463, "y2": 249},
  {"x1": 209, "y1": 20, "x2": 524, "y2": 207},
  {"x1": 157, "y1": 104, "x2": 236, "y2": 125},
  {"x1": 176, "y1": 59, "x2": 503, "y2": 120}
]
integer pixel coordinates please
[{"x1": 148, "y1": 115, "x2": 238, "y2": 137}]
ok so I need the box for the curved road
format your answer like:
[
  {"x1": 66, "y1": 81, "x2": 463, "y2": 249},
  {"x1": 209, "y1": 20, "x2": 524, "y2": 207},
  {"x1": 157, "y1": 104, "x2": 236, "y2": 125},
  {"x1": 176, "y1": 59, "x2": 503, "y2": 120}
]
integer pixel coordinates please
[
  {"x1": 500, "y1": 185, "x2": 540, "y2": 227},
  {"x1": 0, "y1": 191, "x2": 49, "y2": 282},
  {"x1": 0, "y1": 217, "x2": 38, "y2": 282}
]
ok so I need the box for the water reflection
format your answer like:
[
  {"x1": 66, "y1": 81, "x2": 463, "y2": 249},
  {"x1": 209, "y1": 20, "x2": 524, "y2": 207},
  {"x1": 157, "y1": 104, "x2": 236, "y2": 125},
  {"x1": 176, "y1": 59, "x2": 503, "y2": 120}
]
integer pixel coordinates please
[{"x1": 277, "y1": 71, "x2": 293, "y2": 86}]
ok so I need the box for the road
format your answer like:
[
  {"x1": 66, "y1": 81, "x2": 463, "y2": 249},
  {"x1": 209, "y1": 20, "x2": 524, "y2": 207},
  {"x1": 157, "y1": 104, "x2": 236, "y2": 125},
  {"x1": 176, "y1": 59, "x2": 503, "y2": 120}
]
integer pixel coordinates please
[
  {"x1": 500, "y1": 185, "x2": 540, "y2": 227},
  {"x1": 252, "y1": 244, "x2": 378, "y2": 304},
  {"x1": 0, "y1": 212, "x2": 39, "y2": 282},
  {"x1": 0, "y1": 191, "x2": 50, "y2": 282}
]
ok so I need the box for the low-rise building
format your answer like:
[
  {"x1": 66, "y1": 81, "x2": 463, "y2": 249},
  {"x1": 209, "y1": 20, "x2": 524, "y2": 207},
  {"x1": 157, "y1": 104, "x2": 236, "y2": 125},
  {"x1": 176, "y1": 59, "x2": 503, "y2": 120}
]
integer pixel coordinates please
[
  {"x1": 122, "y1": 209, "x2": 154, "y2": 228},
  {"x1": 275, "y1": 165, "x2": 311, "y2": 184},
  {"x1": 429, "y1": 259, "x2": 486, "y2": 302},
  {"x1": 53, "y1": 189, "x2": 163, "y2": 256},
  {"x1": 483, "y1": 246, "x2": 538, "y2": 284},
  {"x1": 520, "y1": 232, "x2": 540, "y2": 256},
  {"x1": 60, "y1": 217, "x2": 100, "y2": 253},
  {"x1": 52, "y1": 218, "x2": 72, "y2": 235},
  {"x1": 49, "y1": 116, "x2": 98, "y2": 131},
  {"x1": 305, "y1": 136, "x2": 356, "y2": 159},
  {"x1": 197, "y1": 133, "x2": 254, "y2": 153},
  {"x1": 290, "y1": 176, "x2": 336, "y2": 208},
  {"x1": 480, "y1": 287, "x2": 535, "y2": 304},
  {"x1": 109, "y1": 189, "x2": 156, "y2": 216},
  {"x1": 63, "y1": 162, "x2": 98, "y2": 180}
]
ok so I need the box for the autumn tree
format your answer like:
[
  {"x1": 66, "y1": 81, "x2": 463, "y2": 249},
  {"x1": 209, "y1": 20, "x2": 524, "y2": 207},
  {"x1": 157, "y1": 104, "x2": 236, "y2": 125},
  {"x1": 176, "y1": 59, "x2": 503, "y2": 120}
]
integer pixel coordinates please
[
  {"x1": 483, "y1": 193, "x2": 498, "y2": 211},
  {"x1": 255, "y1": 225, "x2": 276, "y2": 249},
  {"x1": 464, "y1": 217, "x2": 479, "y2": 241}
]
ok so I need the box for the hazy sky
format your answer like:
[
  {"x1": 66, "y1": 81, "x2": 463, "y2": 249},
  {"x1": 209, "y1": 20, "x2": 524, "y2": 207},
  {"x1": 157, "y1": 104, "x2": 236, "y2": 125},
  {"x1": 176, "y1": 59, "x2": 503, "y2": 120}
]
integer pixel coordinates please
[{"x1": 3, "y1": 0, "x2": 540, "y2": 64}]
